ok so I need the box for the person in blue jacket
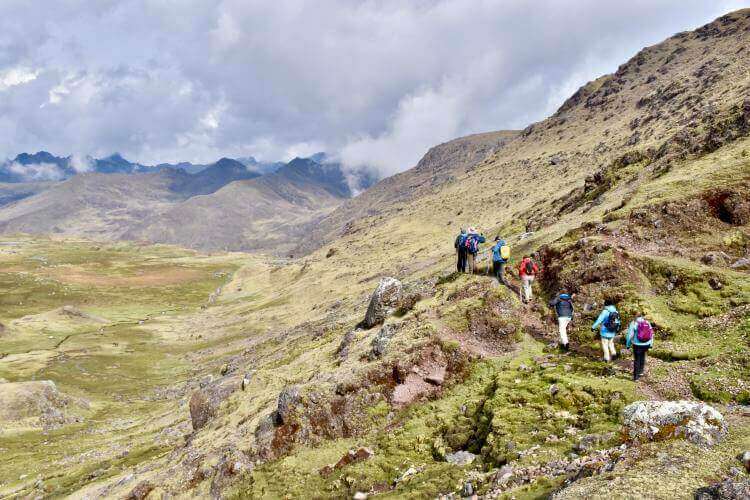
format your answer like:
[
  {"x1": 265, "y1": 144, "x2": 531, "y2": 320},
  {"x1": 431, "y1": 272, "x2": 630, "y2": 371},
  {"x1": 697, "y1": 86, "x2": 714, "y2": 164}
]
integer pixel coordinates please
[
  {"x1": 626, "y1": 312, "x2": 654, "y2": 381},
  {"x1": 465, "y1": 227, "x2": 485, "y2": 274},
  {"x1": 591, "y1": 299, "x2": 621, "y2": 362},
  {"x1": 491, "y1": 236, "x2": 509, "y2": 286}
]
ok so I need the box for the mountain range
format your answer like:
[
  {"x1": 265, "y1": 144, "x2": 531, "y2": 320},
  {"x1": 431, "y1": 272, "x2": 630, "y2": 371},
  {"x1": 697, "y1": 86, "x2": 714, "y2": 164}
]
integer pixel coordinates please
[{"x1": 0, "y1": 153, "x2": 376, "y2": 253}]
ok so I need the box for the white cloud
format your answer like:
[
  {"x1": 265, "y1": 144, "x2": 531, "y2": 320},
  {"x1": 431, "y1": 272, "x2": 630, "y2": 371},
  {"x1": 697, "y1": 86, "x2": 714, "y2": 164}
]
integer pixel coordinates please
[
  {"x1": 6, "y1": 162, "x2": 66, "y2": 181},
  {"x1": 0, "y1": 0, "x2": 746, "y2": 173},
  {"x1": 0, "y1": 67, "x2": 38, "y2": 91},
  {"x1": 69, "y1": 154, "x2": 94, "y2": 173}
]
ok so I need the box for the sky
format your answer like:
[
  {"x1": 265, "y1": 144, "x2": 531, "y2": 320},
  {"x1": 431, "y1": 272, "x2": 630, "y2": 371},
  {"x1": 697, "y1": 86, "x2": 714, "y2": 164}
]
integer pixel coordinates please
[{"x1": 0, "y1": 0, "x2": 747, "y2": 176}]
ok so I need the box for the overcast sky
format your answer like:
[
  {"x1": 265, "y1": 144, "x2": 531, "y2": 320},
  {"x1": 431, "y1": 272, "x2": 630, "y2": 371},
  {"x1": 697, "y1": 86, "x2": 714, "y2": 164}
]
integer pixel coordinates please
[{"x1": 0, "y1": 1, "x2": 747, "y2": 175}]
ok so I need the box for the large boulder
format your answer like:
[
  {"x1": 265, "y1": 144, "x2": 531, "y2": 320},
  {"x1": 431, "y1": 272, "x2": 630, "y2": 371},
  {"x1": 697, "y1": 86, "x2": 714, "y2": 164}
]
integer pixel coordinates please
[
  {"x1": 621, "y1": 400, "x2": 726, "y2": 446},
  {"x1": 363, "y1": 277, "x2": 402, "y2": 328},
  {"x1": 695, "y1": 477, "x2": 750, "y2": 499}
]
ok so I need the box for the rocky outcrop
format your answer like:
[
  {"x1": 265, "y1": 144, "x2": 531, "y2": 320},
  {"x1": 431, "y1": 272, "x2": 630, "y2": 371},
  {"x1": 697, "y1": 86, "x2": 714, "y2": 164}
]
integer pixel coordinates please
[
  {"x1": 0, "y1": 380, "x2": 87, "y2": 431},
  {"x1": 621, "y1": 400, "x2": 727, "y2": 446},
  {"x1": 319, "y1": 447, "x2": 374, "y2": 476},
  {"x1": 363, "y1": 277, "x2": 402, "y2": 328},
  {"x1": 189, "y1": 381, "x2": 234, "y2": 431}
]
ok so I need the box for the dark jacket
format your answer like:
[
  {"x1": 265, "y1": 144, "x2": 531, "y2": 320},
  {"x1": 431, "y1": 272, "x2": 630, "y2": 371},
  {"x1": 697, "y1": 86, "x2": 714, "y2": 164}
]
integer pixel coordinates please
[
  {"x1": 549, "y1": 293, "x2": 573, "y2": 318},
  {"x1": 454, "y1": 232, "x2": 466, "y2": 250}
]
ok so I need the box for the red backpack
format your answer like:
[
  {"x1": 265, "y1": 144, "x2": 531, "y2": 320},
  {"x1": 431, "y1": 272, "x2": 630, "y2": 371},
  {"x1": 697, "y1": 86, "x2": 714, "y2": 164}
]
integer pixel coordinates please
[{"x1": 636, "y1": 319, "x2": 653, "y2": 342}]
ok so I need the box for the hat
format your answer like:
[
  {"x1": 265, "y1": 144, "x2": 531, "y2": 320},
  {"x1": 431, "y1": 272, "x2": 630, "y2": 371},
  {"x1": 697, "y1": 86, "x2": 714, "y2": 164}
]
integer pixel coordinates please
[{"x1": 494, "y1": 236, "x2": 500, "y2": 242}]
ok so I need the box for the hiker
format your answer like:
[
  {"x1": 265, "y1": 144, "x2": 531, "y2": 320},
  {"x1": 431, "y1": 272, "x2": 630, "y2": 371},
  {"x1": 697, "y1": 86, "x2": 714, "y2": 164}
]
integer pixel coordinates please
[
  {"x1": 491, "y1": 236, "x2": 510, "y2": 285},
  {"x1": 465, "y1": 228, "x2": 485, "y2": 274},
  {"x1": 518, "y1": 255, "x2": 539, "y2": 303},
  {"x1": 591, "y1": 299, "x2": 621, "y2": 362},
  {"x1": 454, "y1": 229, "x2": 467, "y2": 273},
  {"x1": 548, "y1": 290, "x2": 574, "y2": 351},
  {"x1": 626, "y1": 312, "x2": 654, "y2": 380}
]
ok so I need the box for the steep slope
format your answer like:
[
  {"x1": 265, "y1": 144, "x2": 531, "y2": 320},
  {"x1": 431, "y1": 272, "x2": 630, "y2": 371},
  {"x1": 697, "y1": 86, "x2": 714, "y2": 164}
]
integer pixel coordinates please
[{"x1": 297, "y1": 130, "x2": 517, "y2": 254}]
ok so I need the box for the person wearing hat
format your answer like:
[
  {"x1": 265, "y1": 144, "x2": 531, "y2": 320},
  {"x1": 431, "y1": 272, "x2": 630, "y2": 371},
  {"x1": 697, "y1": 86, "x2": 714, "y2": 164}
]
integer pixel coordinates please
[{"x1": 465, "y1": 227, "x2": 485, "y2": 274}]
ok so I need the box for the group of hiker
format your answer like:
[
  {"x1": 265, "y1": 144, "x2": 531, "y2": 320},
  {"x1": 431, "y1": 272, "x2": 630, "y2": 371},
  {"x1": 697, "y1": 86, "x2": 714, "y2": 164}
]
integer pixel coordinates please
[
  {"x1": 549, "y1": 293, "x2": 654, "y2": 380},
  {"x1": 453, "y1": 227, "x2": 654, "y2": 381}
]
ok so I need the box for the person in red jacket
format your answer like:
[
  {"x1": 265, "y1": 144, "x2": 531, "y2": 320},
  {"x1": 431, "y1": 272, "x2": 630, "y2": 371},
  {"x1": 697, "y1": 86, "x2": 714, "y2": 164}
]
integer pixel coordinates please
[{"x1": 518, "y1": 255, "x2": 539, "y2": 303}]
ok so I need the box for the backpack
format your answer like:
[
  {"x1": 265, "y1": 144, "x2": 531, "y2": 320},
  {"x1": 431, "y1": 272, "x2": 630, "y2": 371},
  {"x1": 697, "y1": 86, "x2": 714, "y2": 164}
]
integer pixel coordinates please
[
  {"x1": 500, "y1": 245, "x2": 510, "y2": 261},
  {"x1": 603, "y1": 310, "x2": 621, "y2": 332},
  {"x1": 524, "y1": 260, "x2": 534, "y2": 275},
  {"x1": 457, "y1": 234, "x2": 467, "y2": 248},
  {"x1": 636, "y1": 319, "x2": 653, "y2": 342},
  {"x1": 465, "y1": 235, "x2": 478, "y2": 253}
]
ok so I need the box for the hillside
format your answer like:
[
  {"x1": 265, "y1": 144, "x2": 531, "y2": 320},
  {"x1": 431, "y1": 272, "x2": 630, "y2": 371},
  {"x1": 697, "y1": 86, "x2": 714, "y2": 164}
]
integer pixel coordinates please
[
  {"x1": 296, "y1": 130, "x2": 518, "y2": 254},
  {"x1": 0, "y1": 157, "x2": 355, "y2": 254},
  {"x1": 124, "y1": 158, "x2": 354, "y2": 253},
  {"x1": 2, "y1": 9, "x2": 750, "y2": 500}
]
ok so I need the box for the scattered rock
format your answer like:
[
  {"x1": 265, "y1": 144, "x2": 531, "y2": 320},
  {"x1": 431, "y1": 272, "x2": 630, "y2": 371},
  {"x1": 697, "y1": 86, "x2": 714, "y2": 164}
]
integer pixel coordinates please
[
  {"x1": 363, "y1": 277, "x2": 403, "y2": 328},
  {"x1": 425, "y1": 366, "x2": 446, "y2": 386},
  {"x1": 275, "y1": 385, "x2": 301, "y2": 425},
  {"x1": 326, "y1": 248, "x2": 336, "y2": 258},
  {"x1": 220, "y1": 363, "x2": 229, "y2": 376},
  {"x1": 445, "y1": 450, "x2": 476, "y2": 466},
  {"x1": 695, "y1": 477, "x2": 750, "y2": 499},
  {"x1": 573, "y1": 432, "x2": 616, "y2": 453},
  {"x1": 462, "y1": 481, "x2": 474, "y2": 496},
  {"x1": 708, "y1": 277, "x2": 724, "y2": 290},
  {"x1": 369, "y1": 324, "x2": 396, "y2": 360},
  {"x1": 189, "y1": 381, "x2": 234, "y2": 431},
  {"x1": 741, "y1": 450, "x2": 750, "y2": 473},
  {"x1": 622, "y1": 400, "x2": 727, "y2": 446},
  {"x1": 353, "y1": 492, "x2": 368, "y2": 500},
  {"x1": 701, "y1": 253, "x2": 725, "y2": 266},
  {"x1": 320, "y1": 447, "x2": 375, "y2": 476},
  {"x1": 731, "y1": 258, "x2": 750, "y2": 270},
  {"x1": 125, "y1": 481, "x2": 154, "y2": 500},
  {"x1": 337, "y1": 329, "x2": 357, "y2": 361}
]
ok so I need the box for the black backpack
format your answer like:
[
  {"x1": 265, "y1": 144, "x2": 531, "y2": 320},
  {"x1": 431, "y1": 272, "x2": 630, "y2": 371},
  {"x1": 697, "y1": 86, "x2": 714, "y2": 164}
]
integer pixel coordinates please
[
  {"x1": 525, "y1": 260, "x2": 534, "y2": 275},
  {"x1": 603, "y1": 310, "x2": 621, "y2": 332}
]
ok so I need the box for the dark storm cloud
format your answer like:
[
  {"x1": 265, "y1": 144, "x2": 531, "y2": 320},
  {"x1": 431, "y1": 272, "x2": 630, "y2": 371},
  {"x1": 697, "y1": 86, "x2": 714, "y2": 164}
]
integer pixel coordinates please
[{"x1": 0, "y1": 0, "x2": 746, "y2": 173}]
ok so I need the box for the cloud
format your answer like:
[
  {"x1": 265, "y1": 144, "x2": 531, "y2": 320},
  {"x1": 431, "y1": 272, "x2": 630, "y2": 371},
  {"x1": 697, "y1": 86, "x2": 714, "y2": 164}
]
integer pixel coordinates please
[
  {"x1": 6, "y1": 162, "x2": 66, "y2": 181},
  {"x1": 0, "y1": 67, "x2": 38, "y2": 91},
  {"x1": 0, "y1": 0, "x2": 746, "y2": 175}
]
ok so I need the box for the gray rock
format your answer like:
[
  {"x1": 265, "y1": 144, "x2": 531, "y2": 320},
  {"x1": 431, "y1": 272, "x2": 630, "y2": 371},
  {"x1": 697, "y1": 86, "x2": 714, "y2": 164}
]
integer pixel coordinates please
[
  {"x1": 189, "y1": 380, "x2": 234, "y2": 431},
  {"x1": 741, "y1": 450, "x2": 750, "y2": 473},
  {"x1": 363, "y1": 278, "x2": 403, "y2": 328},
  {"x1": 369, "y1": 324, "x2": 396, "y2": 360},
  {"x1": 462, "y1": 481, "x2": 474, "y2": 496},
  {"x1": 731, "y1": 258, "x2": 750, "y2": 270},
  {"x1": 622, "y1": 400, "x2": 726, "y2": 447},
  {"x1": 695, "y1": 477, "x2": 750, "y2": 499},
  {"x1": 708, "y1": 277, "x2": 723, "y2": 290},
  {"x1": 275, "y1": 385, "x2": 301, "y2": 425},
  {"x1": 445, "y1": 450, "x2": 476, "y2": 466}
]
